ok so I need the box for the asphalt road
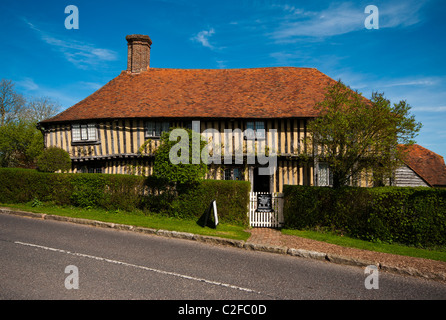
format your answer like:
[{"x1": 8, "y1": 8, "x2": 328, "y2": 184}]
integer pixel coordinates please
[{"x1": 1, "y1": 213, "x2": 445, "y2": 305}]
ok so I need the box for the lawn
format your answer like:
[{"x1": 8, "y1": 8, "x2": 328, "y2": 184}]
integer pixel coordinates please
[{"x1": 1, "y1": 202, "x2": 251, "y2": 241}]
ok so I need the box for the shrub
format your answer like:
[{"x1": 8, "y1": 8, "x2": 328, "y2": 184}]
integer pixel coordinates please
[
  {"x1": 153, "y1": 128, "x2": 208, "y2": 185},
  {"x1": 283, "y1": 185, "x2": 446, "y2": 247},
  {"x1": 36, "y1": 147, "x2": 71, "y2": 173}
]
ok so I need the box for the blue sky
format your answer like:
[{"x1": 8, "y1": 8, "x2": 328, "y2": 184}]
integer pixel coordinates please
[{"x1": 1, "y1": 0, "x2": 445, "y2": 158}]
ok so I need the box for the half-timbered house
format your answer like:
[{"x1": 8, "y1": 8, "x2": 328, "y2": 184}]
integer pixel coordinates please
[{"x1": 37, "y1": 34, "x2": 403, "y2": 193}]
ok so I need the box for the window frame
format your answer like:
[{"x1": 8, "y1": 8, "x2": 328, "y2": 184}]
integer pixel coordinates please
[
  {"x1": 245, "y1": 121, "x2": 265, "y2": 140},
  {"x1": 145, "y1": 121, "x2": 170, "y2": 139},
  {"x1": 78, "y1": 165, "x2": 102, "y2": 174},
  {"x1": 317, "y1": 162, "x2": 333, "y2": 187},
  {"x1": 71, "y1": 123, "x2": 98, "y2": 144},
  {"x1": 223, "y1": 167, "x2": 244, "y2": 181}
]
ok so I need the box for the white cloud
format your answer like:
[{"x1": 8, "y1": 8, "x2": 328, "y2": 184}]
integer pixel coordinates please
[
  {"x1": 332, "y1": 71, "x2": 443, "y2": 94},
  {"x1": 79, "y1": 81, "x2": 103, "y2": 90},
  {"x1": 191, "y1": 28, "x2": 216, "y2": 49},
  {"x1": 270, "y1": 3, "x2": 363, "y2": 40},
  {"x1": 379, "y1": 1, "x2": 425, "y2": 28},
  {"x1": 17, "y1": 77, "x2": 39, "y2": 91},
  {"x1": 377, "y1": 77, "x2": 440, "y2": 88},
  {"x1": 216, "y1": 60, "x2": 227, "y2": 69},
  {"x1": 269, "y1": 1, "x2": 427, "y2": 41},
  {"x1": 24, "y1": 18, "x2": 118, "y2": 69}
]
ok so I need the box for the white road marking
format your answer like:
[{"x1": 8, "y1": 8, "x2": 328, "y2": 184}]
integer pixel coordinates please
[{"x1": 14, "y1": 241, "x2": 263, "y2": 295}]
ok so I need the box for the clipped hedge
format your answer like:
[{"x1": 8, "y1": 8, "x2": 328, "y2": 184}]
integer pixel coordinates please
[
  {"x1": 283, "y1": 185, "x2": 446, "y2": 247},
  {"x1": 0, "y1": 168, "x2": 250, "y2": 226},
  {"x1": 0, "y1": 167, "x2": 72, "y2": 204},
  {"x1": 172, "y1": 180, "x2": 250, "y2": 225},
  {"x1": 0, "y1": 168, "x2": 146, "y2": 210}
]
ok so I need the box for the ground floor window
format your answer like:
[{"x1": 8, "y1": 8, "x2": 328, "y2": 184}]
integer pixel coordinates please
[
  {"x1": 317, "y1": 162, "x2": 332, "y2": 187},
  {"x1": 224, "y1": 167, "x2": 244, "y2": 180},
  {"x1": 75, "y1": 162, "x2": 103, "y2": 174}
]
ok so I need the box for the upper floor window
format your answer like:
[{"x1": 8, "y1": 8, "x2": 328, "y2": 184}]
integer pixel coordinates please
[
  {"x1": 182, "y1": 120, "x2": 200, "y2": 132},
  {"x1": 246, "y1": 121, "x2": 265, "y2": 140},
  {"x1": 72, "y1": 123, "x2": 97, "y2": 142},
  {"x1": 145, "y1": 121, "x2": 170, "y2": 138}
]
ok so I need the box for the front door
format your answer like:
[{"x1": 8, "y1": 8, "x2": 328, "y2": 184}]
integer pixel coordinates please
[{"x1": 253, "y1": 167, "x2": 270, "y2": 193}]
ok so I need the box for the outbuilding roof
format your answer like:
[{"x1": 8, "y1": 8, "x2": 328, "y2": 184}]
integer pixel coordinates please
[{"x1": 399, "y1": 144, "x2": 446, "y2": 187}]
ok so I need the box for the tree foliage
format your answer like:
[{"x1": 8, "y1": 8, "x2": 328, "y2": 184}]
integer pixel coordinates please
[{"x1": 307, "y1": 80, "x2": 422, "y2": 188}]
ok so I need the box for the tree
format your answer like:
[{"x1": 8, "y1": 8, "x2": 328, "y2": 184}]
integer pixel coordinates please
[
  {"x1": 0, "y1": 79, "x2": 25, "y2": 126},
  {"x1": 153, "y1": 128, "x2": 208, "y2": 189},
  {"x1": 36, "y1": 147, "x2": 72, "y2": 173},
  {"x1": 306, "y1": 80, "x2": 422, "y2": 188},
  {"x1": 21, "y1": 96, "x2": 60, "y2": 123},
  {"x1": 0, "y1": 121, "x2": 43, "y2": 168},
  {"x1": 0, "y1": 79, "x2": 59, "y2": 168}
]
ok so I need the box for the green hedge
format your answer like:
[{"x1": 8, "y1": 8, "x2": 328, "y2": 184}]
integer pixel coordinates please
[
  {"x1": 0, "y1": 168, "x2": 250, "y2": 226},
  {"x1": 283, "y1": 185, "x2": 446, "y2": 247},
  {"x1": 172, "y1": 180, "x2": 250, "y2": 225}
]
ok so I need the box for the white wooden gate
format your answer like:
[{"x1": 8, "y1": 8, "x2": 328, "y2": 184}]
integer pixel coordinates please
[{"x1": 248, "y1": 192, "x2": 284, "y2": 228}]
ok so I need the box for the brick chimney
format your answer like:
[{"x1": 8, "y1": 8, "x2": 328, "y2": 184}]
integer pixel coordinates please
[{"x1": 126, "y1": 34, "x2": 152, "y2": 73}]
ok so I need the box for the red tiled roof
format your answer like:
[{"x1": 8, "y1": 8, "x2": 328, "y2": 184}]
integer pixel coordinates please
[
  {"x1": 40, "y1": 67, "x2": 337, "y2": 123},
  {"x1": 399, "y1": 144, "x2": 446, "y2": 187}
]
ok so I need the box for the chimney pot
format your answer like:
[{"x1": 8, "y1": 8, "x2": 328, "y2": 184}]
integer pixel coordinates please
[{"x1": 126, "y1": 34, "x2": 152, "y2": 73}]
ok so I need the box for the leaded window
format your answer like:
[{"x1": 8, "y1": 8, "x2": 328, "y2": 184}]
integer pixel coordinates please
[
  {"x1": 318, "y1": 162, "x2": 333, "y2": 187},
  {"x1": 145, "y1": 121, "x2": 170, "y2": 138},
  {"x1": 246, "y1": 121, "x2": 265, "y2": 140},
  {"x1": 72, "y1": 123, "x2": 97, "y2": 142}
]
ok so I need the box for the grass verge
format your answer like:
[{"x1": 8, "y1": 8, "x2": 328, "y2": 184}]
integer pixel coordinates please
[
  {"x1": 1, "y1": 202, "x2": 250, "y2": 241},
  {"x1": 2, "y1": 202, "x2": 445, "y2": 262},
  {"x1": 282, "y1": 229, "x2": 446, "y2": 262}
]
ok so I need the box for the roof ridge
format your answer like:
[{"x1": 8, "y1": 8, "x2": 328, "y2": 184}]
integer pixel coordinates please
[{"x1": 138, "y1": 66, "x2": 319, "y2": 72}]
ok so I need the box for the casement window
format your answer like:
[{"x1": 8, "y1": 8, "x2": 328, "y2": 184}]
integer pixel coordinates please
[
  {"x1": 245, "y1": 121, "x2": 265, "y2": 140},
  {"x1": 317, "y1": 162, "x2": 333, "y2": 187},
  {"x1": 145, "y1": 121, "x2": 170, "y2": 138},
  {"x1": 183, "y1": 120, "x2": 200, "y2": 132},
  {"x1": 192, "y1": 120, "x2": 200, "y2": 133},
  {"x1": 224, "y1": 168, "x2": 243, "y2": 181},
  {"x1": 72, "y1": 123, "x2": 97, "y2": 142},
  {"x1": 77, "y1": 165, "x2": 102, "y2": 174}
]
